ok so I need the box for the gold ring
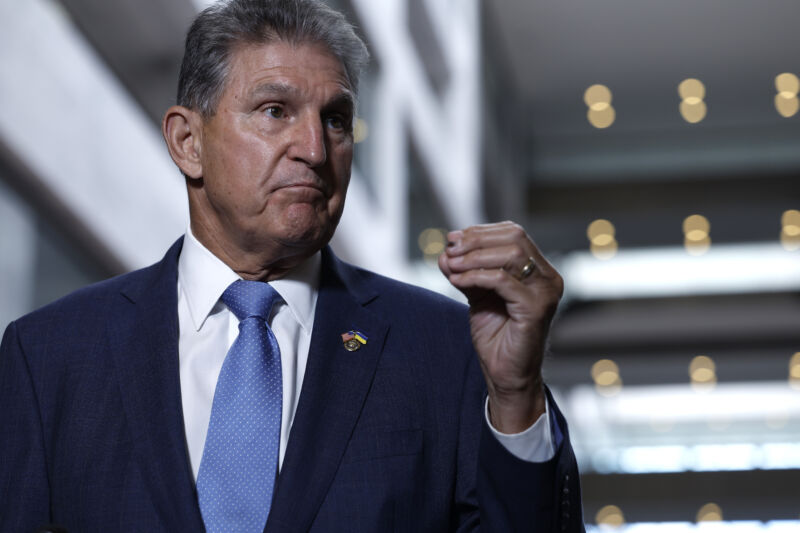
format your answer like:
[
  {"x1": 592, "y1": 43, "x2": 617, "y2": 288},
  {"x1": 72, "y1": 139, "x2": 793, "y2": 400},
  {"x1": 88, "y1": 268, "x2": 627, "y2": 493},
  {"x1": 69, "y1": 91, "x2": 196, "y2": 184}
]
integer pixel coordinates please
[{"x1": 520, "y1": 257, "x2": 536, "y2": 279}]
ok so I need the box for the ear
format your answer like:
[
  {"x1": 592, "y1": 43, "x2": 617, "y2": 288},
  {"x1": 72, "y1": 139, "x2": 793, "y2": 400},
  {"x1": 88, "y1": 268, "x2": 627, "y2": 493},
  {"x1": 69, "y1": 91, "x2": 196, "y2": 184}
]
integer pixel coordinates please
[{"x1": 162, "y1": 105, "x2": 204, "y2": 179}]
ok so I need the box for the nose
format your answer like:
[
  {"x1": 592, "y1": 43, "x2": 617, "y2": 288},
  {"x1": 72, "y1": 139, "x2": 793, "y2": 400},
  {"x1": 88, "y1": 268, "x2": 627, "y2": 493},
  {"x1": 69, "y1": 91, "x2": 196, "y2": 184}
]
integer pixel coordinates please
[{"x1": 287, "y1": 113, "x2": 327, "y2": 167}]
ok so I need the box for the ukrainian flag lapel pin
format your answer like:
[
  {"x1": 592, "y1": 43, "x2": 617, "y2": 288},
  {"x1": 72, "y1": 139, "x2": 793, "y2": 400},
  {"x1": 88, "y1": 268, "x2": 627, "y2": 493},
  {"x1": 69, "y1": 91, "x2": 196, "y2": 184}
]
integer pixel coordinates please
[{"x1": 341, "y1": 330, "x2": 368, "y2": 352}]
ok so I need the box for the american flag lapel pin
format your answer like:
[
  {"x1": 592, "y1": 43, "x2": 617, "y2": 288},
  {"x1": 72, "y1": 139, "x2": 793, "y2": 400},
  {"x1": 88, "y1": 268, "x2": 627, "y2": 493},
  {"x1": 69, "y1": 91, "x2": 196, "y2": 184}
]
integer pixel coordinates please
[{"x1": 341, "y1": 330, "x2": 368, "y2": 352}]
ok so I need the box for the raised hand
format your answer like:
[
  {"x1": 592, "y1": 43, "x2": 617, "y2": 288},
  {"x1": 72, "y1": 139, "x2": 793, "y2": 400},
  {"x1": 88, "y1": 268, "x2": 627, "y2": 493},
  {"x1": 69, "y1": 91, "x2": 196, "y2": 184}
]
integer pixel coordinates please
[{"x1": 439, "y1": 221, "x2": 563, "y2": 433}]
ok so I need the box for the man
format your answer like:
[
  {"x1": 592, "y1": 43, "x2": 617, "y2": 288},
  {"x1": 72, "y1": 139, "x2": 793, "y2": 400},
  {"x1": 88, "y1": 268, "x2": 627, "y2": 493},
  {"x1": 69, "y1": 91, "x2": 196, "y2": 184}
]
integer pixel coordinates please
[{"x1": 0, "y1": 0, "x2": 583, "y2": 531}]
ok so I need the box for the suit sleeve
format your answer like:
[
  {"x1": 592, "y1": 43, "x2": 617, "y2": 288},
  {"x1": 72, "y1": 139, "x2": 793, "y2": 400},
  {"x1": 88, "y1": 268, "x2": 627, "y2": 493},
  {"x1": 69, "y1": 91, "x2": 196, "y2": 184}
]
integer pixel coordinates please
[
  {"x1": 454, "y1": 347, "x2": 584, "y2": 533},
  {"x1": 0, "y1": 321, "x2": 51, "y2": 533}
]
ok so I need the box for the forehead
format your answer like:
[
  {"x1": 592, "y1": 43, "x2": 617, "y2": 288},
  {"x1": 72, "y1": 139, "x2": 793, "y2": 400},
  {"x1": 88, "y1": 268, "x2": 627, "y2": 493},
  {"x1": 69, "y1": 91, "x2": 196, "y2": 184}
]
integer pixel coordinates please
[{"x1": 224, "y1": 40, "x2": 352, "y2": 99}]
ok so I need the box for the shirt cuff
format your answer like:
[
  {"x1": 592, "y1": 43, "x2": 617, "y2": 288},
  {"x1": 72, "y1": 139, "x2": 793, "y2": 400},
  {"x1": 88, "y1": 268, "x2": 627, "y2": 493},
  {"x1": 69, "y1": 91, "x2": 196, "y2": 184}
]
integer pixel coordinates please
[{"x1": 484, "y1": 395, "x2": 556, "y2": 463}]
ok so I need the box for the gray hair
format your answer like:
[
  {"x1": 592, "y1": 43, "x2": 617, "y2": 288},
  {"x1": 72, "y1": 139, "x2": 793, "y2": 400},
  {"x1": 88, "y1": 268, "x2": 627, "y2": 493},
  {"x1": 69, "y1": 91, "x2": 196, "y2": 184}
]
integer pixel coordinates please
[{"x1": 177, "y1": 0, "x2": 369, "y2": 118}]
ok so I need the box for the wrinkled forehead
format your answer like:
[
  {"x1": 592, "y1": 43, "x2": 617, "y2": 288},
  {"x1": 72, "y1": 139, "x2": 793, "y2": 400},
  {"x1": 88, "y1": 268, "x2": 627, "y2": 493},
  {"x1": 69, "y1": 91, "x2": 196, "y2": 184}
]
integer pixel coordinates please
[{"x1": 225, "y1": 39, "x2": 353, "y2": 95}]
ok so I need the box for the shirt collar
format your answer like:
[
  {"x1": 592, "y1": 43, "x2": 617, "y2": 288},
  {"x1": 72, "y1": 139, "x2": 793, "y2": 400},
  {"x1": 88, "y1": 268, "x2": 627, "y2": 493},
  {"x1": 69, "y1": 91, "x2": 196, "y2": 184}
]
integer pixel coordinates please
[{"x1": 177, "y1": 227, "x2": 320, "y2": 333}]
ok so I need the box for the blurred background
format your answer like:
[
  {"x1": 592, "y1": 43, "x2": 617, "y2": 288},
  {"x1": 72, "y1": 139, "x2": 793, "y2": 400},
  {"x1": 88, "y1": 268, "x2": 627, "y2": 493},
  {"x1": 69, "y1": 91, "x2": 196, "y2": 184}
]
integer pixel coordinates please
[{"x1": 1, "y1": 0, "x2": 799, "y2": 529}]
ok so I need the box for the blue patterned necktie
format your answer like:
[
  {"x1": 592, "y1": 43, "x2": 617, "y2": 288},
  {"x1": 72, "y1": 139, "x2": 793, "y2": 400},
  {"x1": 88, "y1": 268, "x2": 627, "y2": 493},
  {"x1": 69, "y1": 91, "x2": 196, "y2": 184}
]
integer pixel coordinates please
[{"x1": 197, "y1": 280, "x2": 283, "y2": 533}]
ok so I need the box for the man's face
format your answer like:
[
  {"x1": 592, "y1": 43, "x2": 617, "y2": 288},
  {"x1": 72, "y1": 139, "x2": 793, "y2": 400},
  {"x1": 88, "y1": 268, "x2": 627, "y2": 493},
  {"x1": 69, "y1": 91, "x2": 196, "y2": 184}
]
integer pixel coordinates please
[{"x1": 190, "y1": 40, "x2": 354, "y2": 264}]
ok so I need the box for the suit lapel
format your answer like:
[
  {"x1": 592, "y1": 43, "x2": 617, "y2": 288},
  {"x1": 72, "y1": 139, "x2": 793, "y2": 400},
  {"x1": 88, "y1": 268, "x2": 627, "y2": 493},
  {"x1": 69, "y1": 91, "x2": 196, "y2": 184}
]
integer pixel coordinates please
[
  {"x1": 109, "y1": 239, "x2": 206, "y2": 531},
  {"x1": 266, "y1": 249, "x2": 389, "y2": 532}
]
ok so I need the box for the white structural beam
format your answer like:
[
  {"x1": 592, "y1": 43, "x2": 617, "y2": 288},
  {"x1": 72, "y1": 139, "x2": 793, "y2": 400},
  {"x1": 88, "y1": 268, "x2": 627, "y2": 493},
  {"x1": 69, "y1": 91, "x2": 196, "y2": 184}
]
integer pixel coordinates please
[
  {"x1": 559, "y1": 243, "x2": 800, "y2": 301},
  {"x1": 0, "y1": 0, "x2": 188, "y2": 271}
]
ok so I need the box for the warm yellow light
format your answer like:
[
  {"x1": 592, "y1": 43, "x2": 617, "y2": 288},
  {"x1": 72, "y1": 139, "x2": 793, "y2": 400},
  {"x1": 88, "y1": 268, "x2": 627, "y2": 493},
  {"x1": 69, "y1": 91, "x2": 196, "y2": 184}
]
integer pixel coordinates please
[
  {"x1": 790, "y1": 353, "x2": 800, "y2": 378},
  {"x1": 592, "y1": 234, "x2": 614, "y2": 246},
  {"x1": 353, "y1": 118, "x2": 369, "y2": 143},
  {"x1": 592, "y1": 359, "x2": 622, "y2": 395},
  {"x1": 775, "y1": 73, "x2": 800, "y2": 96},
  {"x1": 588, "y1": 219, "x2": 615, "y2": 241},
  {"x1": 692, "y1": 367, "x2": 715, "y2": 383},
  {"x1": 690, "y1": 355, "x2": 717, "y2": 391},
  {"x1": 591, "y1": 240, "x2": 618, "y2": 260},
  {"x1": 781, "y1": 212, "x2": 800, "y2": 249},
  {"x1": 775, "y1": 95, "x2": 800, "y2": 118},
  {"x1": 596, "y1": 505, "x2": 625, "y2": 528},
  {"x1": 584, "y1": 85, "x2": 615, "y2": 128},
  {"x1": 418, "y1": 228, "x2": 446, "y2": 256},
  {"x1": 588, "y1": 219, "x2": 618, "y2": 259},
  {"x1": 683, "y1": 215, "x2": 711, "y2": 254},
  {"x1": 678, "y1": 79, "x2": 707, "y2": 123},
  {"x1": 685, "y1": 229, "x2": 708, "y2": 242},
  {"x1": 588, "y1": 106, "x2": 616, "y2": 129},
  {"x1": 780, "y1": 230, "x2": 800, "y2": 251},
  {"x1": 592, "y1": 359, "x2": 619, "y2": 381},
  {"x1": 685, "y1": 236, "x2": 711, "y2": 256},
  {"x1": 782, "y1": 210, "x2": 800, "y2": 227},
  {"x1": 584, "y1": 84, "x2": 612, "y2": 108},
  {"x1": 680, "y1": 100, "x2": 707, "y2": 123},
  {"x1": 679, "y1": 78, "x2": 706, "y2": 100},
  {"x1": 683, "y1": 214, "x2": 710, "y2": 234},
  {"x1": 697, "y1": 503, "x2": 723, "y2": 522},
  {"x1": 690, "y1": 355, "x2": 716, "y2": 374}
]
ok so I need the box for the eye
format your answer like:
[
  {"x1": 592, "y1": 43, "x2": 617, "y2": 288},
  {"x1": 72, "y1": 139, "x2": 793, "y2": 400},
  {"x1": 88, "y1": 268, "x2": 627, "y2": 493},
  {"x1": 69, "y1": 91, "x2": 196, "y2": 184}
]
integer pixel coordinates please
[
  {"x1": 325, "y1": 114, "x2": 349, "y2": 132},
  {"x1": 264, "y1": 105, "x2": 284, "y2": 118}
]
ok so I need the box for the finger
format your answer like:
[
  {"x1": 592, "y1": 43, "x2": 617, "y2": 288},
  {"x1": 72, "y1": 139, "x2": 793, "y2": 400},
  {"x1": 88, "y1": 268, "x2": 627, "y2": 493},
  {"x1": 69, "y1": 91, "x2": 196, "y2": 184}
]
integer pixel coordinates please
[
  {"x1": 448, "y1": 224, "x2": 559, "y2": 280},
  {"x1": 437, "y1": 251, "x2": 453, "y2": 278},
  {"x1": 448, "y1": 267, "x2": 562, "y2": 319},
  {"x1": 446, "y1": 221, "x2": 525, "y2": 256},
  {"x1": 447, "y1": 268, "x2": 529, "y2": 306},
  {"x1": 443, "y1": 244, "x2": 530, "y2": 275}
]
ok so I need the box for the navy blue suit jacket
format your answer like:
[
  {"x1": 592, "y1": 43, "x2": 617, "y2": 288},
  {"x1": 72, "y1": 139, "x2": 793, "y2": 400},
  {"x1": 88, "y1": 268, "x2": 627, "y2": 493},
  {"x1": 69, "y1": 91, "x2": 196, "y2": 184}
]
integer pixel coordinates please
[{"x1": 0, "y1": 239, "x2": 583, "y2": 532}]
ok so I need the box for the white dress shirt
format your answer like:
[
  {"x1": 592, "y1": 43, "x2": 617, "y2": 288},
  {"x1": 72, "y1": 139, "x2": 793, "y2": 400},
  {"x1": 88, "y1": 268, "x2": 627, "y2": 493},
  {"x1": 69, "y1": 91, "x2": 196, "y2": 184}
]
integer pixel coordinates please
[{"x1": 177, "y1": 229, "x2": 554, "y2": 481}]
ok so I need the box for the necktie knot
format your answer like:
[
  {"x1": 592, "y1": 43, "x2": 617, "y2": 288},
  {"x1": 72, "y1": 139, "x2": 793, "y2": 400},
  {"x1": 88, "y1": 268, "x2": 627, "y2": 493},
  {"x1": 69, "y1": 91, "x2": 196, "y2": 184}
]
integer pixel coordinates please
[{"x1": 221, "y1": 279, "x2": 281, "y2": 322}]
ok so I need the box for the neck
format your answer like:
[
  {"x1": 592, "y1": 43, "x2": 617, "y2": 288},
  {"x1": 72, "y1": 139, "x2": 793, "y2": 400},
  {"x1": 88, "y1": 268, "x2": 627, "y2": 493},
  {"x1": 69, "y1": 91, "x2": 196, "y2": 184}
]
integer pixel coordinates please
[{"x1": 190, "y1": 218, "x2": 315, "y2": 282}]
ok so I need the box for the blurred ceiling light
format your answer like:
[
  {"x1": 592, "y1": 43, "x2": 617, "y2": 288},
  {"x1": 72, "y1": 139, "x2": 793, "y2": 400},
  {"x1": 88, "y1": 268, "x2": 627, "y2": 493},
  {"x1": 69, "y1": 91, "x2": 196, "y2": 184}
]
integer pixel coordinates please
[
  {"x1": 775, "y1": 74, "x2": 800, "y2": 118},
  {"x1": 776, "y1": 73, "x2": 800, "y2": 95},
  {"x1": 596, "y1": 505, "x2": 625, "y2": 528},
  {"x1": 591, "y1": 239, "x2": 618, "y2": 260},
  {"x1": 588, "y1": 219, "x2": 615, "y2": 242},
  {"x1": 775, "y1": 94, "x2": 800, "y2": 118},
  {"x1": 418, "y1": 228, "x2": 446, "y2": 259},
  {"x1": 790, "y1": 353, "x2": 800, "y2": 377},
  {"x1": 790, "y1": 352, "x2": 800, "y2": 390},
  {"x1": 678, "y1": 78, "x2": 707, "y2": 123},
  {"x1": 592, "y1": 359, "x2": 622, "y2": 396},
  {"x1": 696, "y1": 503, "x2": 723, "y2": 522},
  {"x1": 588, "y1": 107, "x2": 616, "y2": 129},
  {"x1": 679, "y1": 78, "x2": 706, "y2": 101},
  {"x1": 584, "y1": 84, "x2": 615, "y2": 129},
  {"x1": 592, "y1": 359, "x2": 620, "y2": 385},
  {"x1": 683, "y1": 214, "x2": 711, "y2": 256},
  {"x1": 690, "y1": 355, "x2": 717, "y2": 392},
  {"x1": 782, "y1": 209, "x2": 800, "y2": 232},
  {"x1": 781, "y1": 209, "x2": 800, "y2": 250},
  {"x1": 353, "y1": 117, "x2": 369, "y2": 143},
  {"x1": 559, "y1": 242, "x2": 800, "y2": 301},
  {"x1": 571, "y1": 381, "x2": 800, "y2": 427},
  {"x1": 689, "y1": 355, "x2": 715, "y2": 377},
  {"x1": 588, "y1": 219, "x2": 618, "y2": 260},
  {"x1": 584, "y1": 84, "x2": 612, "y2": 110}
]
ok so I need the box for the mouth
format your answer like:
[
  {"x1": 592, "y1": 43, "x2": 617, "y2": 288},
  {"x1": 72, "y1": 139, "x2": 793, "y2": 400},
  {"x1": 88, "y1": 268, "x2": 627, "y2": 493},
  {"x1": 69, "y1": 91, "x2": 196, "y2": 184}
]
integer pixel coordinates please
[{"x1": 275, "y1": 182, "x2": 329, "y2": 198}]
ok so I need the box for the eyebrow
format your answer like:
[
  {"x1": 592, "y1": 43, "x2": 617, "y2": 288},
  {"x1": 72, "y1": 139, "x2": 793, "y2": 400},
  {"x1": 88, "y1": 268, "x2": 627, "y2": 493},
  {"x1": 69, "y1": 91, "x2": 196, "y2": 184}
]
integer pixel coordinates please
[{"x1": 250, "y1": 82, "x2": 355, "y2": 112}]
